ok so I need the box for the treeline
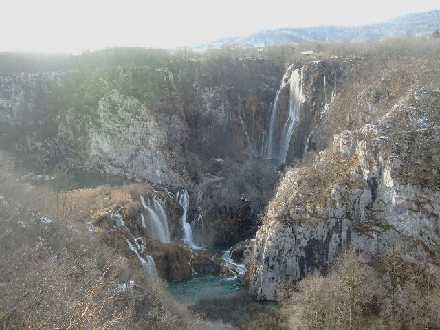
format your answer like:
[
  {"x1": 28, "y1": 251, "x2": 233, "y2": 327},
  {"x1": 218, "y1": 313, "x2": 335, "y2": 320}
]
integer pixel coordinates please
[
  {"x1": 1, "y1": 34, "x2": 440, "y2": 73},
  {"x1": 0, "y1": 47, "x2": 176, "y2": 75}
]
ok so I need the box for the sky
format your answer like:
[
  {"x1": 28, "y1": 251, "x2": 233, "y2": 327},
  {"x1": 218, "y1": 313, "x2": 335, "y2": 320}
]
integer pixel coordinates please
[{"x1": 1, "y1": 0, "x2": 439, "y2": 53}]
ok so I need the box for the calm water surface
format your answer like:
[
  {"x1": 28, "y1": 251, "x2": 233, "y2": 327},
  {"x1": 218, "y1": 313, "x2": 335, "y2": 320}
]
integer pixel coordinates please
[{"x1": 168, "y1": 273, "x2": 243, "y2": 306}]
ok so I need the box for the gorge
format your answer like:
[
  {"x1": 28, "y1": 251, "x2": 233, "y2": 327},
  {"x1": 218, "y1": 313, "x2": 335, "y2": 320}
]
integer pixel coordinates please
[{"x1": 1, "y1": 38, "x2": 439, "y2": 329}]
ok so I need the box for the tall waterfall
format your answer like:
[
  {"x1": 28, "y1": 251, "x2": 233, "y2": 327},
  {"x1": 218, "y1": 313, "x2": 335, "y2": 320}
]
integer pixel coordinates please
[
  {"x1": 267, "y1": 65, "x2": 304, "y2": 165},
  {"x1": 176, "y1": 189, "x2": 202, "y2": 250},
  {"x1": 140, "y1": 195, "x2": 171, "y2": 243}
]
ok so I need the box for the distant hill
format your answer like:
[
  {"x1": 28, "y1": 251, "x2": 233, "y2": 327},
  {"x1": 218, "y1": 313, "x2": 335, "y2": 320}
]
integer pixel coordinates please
[{"x1": 199, "y1": 10, "x2": 440, "y2": 48}]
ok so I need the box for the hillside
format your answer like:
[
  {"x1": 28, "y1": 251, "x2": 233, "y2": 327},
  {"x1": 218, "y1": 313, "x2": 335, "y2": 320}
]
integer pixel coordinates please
[{"x1": 202, "y1": 10, "x2": 440, "y2": 48}]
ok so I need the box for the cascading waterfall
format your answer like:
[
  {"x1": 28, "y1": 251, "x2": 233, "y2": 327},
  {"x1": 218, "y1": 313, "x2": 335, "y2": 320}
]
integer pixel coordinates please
[
  {"x1": 111, "y1": 211, "x2": 158, "y2": 279},
  {"x1": 112, "y1": 211, "x2": 146, "y2": 252},
  {"x1": 176, "y1": 189, "x2": 202, "y2": 250},
  {"x1": 267, "y1": 65, "x2": 304, "y2": 165},
  {"x1": 126, "y1": 239, "x2": 158, "y2": 278},
  {"x1": 112, "y1": 212, "x2": 125, "y2": 227},
  {"x1": 279, "y1": 68, "x2": 304, "y2": 163},
  {"x1": 267, "y1": 64, "x2": 293, "y2": 161},
  {"x1": 140, "y1": 195, "x2": 171, "y2": 243},
  {"x1": 222, "y1": 248, "x2": 247, "y2": 280},
  {"x1": 193, "y1": 214, "x2": 205, "y2": 247}
]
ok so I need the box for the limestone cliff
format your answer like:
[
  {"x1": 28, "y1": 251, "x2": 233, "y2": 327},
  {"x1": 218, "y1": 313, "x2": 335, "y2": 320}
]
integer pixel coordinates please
[
  {"x1": 65, "y1": 89, "x2": 184, "y2": 185},
  {"x1": 249, "y1": 87, "x2": 440, "y2": 301}
]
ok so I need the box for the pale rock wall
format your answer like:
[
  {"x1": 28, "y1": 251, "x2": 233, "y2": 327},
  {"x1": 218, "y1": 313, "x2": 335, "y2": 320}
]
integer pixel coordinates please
[
  {"x1": 249, "y1": 89, "x2": 440, "y2": 301},
  {"x1": 83, "y1": 90, "x2": 184, "y2": 185}
]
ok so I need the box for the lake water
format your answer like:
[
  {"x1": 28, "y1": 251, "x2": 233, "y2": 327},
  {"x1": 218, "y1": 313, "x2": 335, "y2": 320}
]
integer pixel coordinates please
[{"x1": 168, "y1": 273, "x2": 243, "y2": 306}]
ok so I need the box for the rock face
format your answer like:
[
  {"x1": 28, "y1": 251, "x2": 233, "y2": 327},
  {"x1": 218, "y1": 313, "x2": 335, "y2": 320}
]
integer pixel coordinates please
[
  {"x1": 0, "y1": 72, "x2": 61, "y2": 126},
  {"x1": 249, "y1": 88, "x2": 440, "y2": 301},
  {"x1": 82, "y1": 90, "x2": 184, "y2": 185},
  {"x1": 181, "y1": 58, "x2": 284, "y2": 162}
]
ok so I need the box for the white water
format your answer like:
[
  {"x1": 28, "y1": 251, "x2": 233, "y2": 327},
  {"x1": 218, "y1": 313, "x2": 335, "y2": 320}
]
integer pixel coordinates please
[
  {"x1": 126, "y1": 239, "x2": 158, "y2": 278},
  {"x1": 111, "y1": 209, "x2": 158, "y2": 279},
  {"x1": 267, "y1": 65, "x2": 304, "y2": 165},
  {"x1": 111, "y1": 212, "x2": 125, "y2": 227},
  {"x1": 279, "y1": 68, "x2": 304, "y2": 163},
  {"x1": 222, "y1": 248, "x2": 247, "y2": 280},
  {"x1": 176, "y1": 189, "x2": 202, "y2": 250},
  {"x1": 140, "y1": 195, "x2": 171, "y2": 243},
  {"x1": 140, "y1": 213, "x2": 146, "y2": 228},
  {"x1": 267, "y1": 64, "x2": 293, "y2": 161}
]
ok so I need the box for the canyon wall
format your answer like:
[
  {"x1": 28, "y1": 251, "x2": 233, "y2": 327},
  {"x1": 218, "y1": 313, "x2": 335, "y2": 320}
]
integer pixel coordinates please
[{"x1": 249, "y1": 87, "x2": 440, "y2": 301}]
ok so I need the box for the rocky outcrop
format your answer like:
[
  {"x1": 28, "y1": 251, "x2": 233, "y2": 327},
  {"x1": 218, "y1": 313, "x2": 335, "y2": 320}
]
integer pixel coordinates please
[
  {"x1": 249, "y1": 88, "x2": 440, "y2": 301},
  {"x1": 79, "y1": 90, "x2": 184, "y2": 185}
]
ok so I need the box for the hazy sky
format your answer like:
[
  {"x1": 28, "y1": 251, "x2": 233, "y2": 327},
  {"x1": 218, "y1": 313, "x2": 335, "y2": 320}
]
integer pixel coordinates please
[{"x1": 2, "y1": 0, "x2": 439, "y2": 53}]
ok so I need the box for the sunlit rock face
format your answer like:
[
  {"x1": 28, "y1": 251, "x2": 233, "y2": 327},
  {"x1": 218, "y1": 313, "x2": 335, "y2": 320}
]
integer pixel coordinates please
[
  {"x1": 248, "y1": 88, "x2": 440, "y2": 301},
  {"x1": 80, "y1": 90, "x2": 184, "y2": 185}
]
